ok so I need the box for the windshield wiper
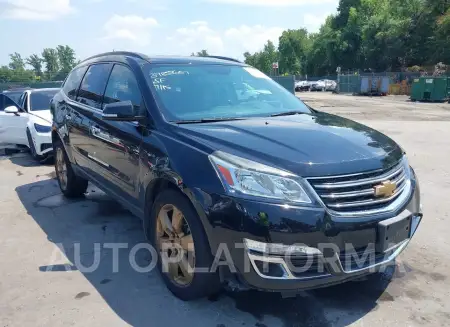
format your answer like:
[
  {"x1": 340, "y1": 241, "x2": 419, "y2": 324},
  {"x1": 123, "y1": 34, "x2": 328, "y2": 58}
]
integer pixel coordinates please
[
  {"x1": 270, "y1": 111, "x2": 308, "y2": 117},
  {"x1": 173, "y1": 117, "x2": 246, "y2": 124}
]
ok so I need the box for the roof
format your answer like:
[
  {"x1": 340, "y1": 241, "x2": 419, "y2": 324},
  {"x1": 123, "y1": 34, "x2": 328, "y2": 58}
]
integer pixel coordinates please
[
  {"x1": 2, "y1": 87, "x2": 32, "y2": 93},
  {"x1": 27, "y1": 88, "x2": 60, "y2": 92},
  {"x1": 146, "y1": 55, "x2": 244, "y2": 65},
  {"x1": 80, "y1": 51, "x2": 245, "y2": 66}
]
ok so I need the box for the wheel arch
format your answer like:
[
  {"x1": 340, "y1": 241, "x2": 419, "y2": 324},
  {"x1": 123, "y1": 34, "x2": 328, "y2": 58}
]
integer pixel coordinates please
[
  {"x1": 142, "y1": 177, "x2": 217, "y2": 254},
  {"x1": 52, "y1": 129, "x2": 74, "y2": 163}
]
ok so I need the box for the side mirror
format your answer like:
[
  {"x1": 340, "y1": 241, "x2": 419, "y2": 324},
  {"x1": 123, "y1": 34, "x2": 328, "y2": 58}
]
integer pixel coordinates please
[
  {"x1": 4, "y1": 106, "x2": 19, "y2": 114},
  {"x1": 102, "y1": 101, "x2": 145, "y2": 122}
]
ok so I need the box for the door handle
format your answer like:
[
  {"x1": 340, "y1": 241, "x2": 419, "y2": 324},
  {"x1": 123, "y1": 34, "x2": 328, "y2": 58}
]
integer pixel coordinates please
[
  {"x1": 91, "y1": 126, "x2": 101, "y2": 134},
  {"x1": 65, "y1": 114, "x2": 72, "y2": 120},
  {"x1": 91, "y1": 126, "x2": 109, "y2": 140},
  {"x1": 91, "y1": 125, "x2": 122, "y2": 147}
]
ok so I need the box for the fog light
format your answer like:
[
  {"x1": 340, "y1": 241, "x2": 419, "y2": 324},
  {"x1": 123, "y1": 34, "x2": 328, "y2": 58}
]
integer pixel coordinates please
[
  {"x1": 254, "y1": 260, "x2": 285, "y2": 277},
  {"x1": 244, "y1": 238, "x2": 321, "y2": 256}
]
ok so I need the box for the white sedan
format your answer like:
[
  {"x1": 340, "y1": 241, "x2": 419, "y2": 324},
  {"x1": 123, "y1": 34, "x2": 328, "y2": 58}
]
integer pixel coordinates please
[{"x1": 0, "y1": 88, "x2": 59, "y2": 161}]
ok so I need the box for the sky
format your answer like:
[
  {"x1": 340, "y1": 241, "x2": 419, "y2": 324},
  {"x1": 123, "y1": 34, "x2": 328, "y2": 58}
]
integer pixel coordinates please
[{"x1": 0, "y1": 0, "x2": 339, "y2": 66}]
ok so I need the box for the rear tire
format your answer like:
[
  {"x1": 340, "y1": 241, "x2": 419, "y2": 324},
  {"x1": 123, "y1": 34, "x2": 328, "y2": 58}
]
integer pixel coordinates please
[
  {"x1": 149, "y1": 189, "x2": 221, "y2": 300},
  {"x1": 54, "y1": 139, "x2": 88, "y2": 198}
]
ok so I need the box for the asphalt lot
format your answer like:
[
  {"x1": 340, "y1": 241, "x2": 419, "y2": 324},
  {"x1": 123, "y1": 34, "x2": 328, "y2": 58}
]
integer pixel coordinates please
[{"x1": 1, "y1": 92, "x2": 450, "y2": 327}]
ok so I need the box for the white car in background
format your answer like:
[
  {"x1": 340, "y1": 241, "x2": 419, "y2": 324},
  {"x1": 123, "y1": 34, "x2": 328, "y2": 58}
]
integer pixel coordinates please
[
  {"x1": 310, "y1": 79, "x2": 337, "y2": 92},
  {"x1": 0, "y1": 88, "x2": 59, "y2": 162}
]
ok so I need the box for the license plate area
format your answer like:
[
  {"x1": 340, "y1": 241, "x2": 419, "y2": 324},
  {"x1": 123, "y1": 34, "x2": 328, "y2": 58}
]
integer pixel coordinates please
[{"x1": 377, "y1": 213, "x2": 411, "y2": 253}]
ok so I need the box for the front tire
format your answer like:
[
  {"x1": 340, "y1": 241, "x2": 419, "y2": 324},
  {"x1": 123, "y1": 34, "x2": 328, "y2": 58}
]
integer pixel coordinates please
[
  {"x1": 149, "y1": 189, "x2": 221, "y2": 300},
  {"x1": 54, "y1": 139, "x2": 88, "y2": 198}
]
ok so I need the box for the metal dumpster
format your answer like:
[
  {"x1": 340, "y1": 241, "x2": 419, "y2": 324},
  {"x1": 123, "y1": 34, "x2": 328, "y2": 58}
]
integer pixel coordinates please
[
  {"x1": 411, "y1": 77, "x2": 450, "y2": 101},
  {"x1": 359, "y1": 76, "x2": 390, "y2": 95},
  {"x1": 272, "y1": 75, "x2": 295, "y2": 94}
]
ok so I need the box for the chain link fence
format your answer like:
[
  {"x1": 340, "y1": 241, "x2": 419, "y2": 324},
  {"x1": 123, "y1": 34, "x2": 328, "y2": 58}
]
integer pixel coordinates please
[{"x1": 0, "y1": 81, "x2": 63, "y2": 92}]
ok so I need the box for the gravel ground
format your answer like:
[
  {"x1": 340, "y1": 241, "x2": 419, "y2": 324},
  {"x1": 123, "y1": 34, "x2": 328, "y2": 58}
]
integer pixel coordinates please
[{"x1": 1, "y1": 93, "x2": 450, "y2": 327}]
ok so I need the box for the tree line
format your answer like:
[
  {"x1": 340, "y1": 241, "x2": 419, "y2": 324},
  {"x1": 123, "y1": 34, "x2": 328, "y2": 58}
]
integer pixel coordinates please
[
  {"x1": 243, "y1": 0, "x2": 450, "y2": 76},
  {"x1": 0, "y1": 45, "x2": 78, "y2": 83}
]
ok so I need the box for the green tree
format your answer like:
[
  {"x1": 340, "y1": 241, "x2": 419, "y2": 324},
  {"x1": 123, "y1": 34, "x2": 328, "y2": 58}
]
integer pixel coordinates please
[
  {"x1": 42, "y1": 48, "x2": 59, "y2": 80},
  {"x1": 278, "y1": 29, "x2": 310, "y2": 75},
  {"x1": 56, "y1": 45, "x2": 76, "y2": 74},
  {"x1": 191, "y1": 50, "x2": 209, "y2": 57},
  {"x1": 8, "y1": 52, "x2": 25, "y2": 71},
  {"x1": 0, "y1": 66, "x2": 13, "y2": 82},
  {"x1": 243, "y1": 41, "x2": 280, "y2": 75},
  {"x1": 26, "y1": 54, "x2": 44, "y2": 77}
]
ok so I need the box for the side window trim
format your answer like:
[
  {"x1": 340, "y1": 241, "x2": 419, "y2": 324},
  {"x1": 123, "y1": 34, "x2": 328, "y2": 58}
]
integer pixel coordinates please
[
  {"x1": 75, "y1": 63, "x2": 113, "y2": 111},
  {"x1": 62, "y1": 65, "x2": 89, "y2": 100},
  {"x1": 109, "y1": 63, "x2": 146, "y2": 99},
  {"x1": 18, "y1": 93, "x2": 25, "y2": 109},
  {"x1": 23, "y1": 93, "x2": 28, "y2": 112},
  {"x1": 100, "y1": 63, "x2": 116, "y2": 110},
  {"x1": 73, "y1": 66, "x2": 89, "y2": 101},
  {"x1": 102, "y1": 63, "x2": 145, "y2": 113}
]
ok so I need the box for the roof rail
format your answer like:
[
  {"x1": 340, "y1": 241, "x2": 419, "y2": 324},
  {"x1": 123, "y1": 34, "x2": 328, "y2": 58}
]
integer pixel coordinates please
[
  {"x1": 80, "y1": 51, "x2": 146, "y2": 63},
  {"x1": 205, "y1": 55, "x2": 242, "y2": 63}
]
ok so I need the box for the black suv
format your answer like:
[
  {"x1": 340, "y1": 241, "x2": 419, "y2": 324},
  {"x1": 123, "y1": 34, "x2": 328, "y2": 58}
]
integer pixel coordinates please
[{"x1": 51, "y1": 52, "x2": 422, "y2": 300}]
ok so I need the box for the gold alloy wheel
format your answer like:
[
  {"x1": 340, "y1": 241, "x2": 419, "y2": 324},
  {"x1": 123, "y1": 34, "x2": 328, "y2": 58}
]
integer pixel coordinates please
[
  {"x1": 156, "y1": 204, "x2": 196, "y2": 286},
  {"x1": 55, "y1": 147, "x2": 68, "y2": 190}
]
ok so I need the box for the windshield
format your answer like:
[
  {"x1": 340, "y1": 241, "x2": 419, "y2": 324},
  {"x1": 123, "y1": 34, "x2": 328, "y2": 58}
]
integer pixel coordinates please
[
  {"x1": 145, "y1": 64, "x2": 311, "y2": 121},
  {"x1": 30, "y1": 90, "x2": 58, "y2": 111}
]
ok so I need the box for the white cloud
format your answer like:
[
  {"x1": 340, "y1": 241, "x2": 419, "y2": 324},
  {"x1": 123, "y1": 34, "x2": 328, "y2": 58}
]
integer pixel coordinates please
[
  {"x1": 0, "y1": 0, "x2": 74, "y2": 20},
  {"x1": 168, "y1": 22, "x2": 283, "y2": 59},
  {"x1": 303, "y1": 13, "x2": 331, "y2": 32},
  {"x1": 204, "y1": 0, "x2": 336, "y2": 6},
  {"x1": 90, "y1": 0, "x2": 168, "y2": 10},
  {"x1": 102, "y1": 15, "x2": 158, "y2": 46},
  {"x1": 170, "y1": 23, "x2": 225, "y2": 55},
  {"x1": 224, "y1": 25, "x2": 283, "y2": 55}
]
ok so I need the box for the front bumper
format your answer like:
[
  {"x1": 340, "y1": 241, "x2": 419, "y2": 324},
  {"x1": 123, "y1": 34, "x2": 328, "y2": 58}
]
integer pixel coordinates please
[
  {"x1": 194, "y1": 174, "x2": 422, "y2": 292},
  {"x1": 32, "y1": 130, "x2": 53, "y2": 156},
  {"x1": 245, "y1": 213, "x2": 420, "y2": 289}
]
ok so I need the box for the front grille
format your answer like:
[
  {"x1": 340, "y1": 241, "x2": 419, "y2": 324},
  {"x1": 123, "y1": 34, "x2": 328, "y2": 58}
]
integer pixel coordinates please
[{"x1": 307, "y1": 160, "x2": 409, "y2": 214}]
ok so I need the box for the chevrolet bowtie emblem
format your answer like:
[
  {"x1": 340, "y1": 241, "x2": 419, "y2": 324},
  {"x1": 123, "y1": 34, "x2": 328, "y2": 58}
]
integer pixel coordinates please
[{"x1": 374, "y1": 181, "x2": 397, "y2": 198}]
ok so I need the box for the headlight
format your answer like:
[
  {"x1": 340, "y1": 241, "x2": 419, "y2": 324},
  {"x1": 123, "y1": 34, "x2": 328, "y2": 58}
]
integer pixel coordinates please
[
  {"x1": 34, "y1": 123, "x2": 51, "y2": 133},
  {"x1": 209, "y1": 151, "x2": 311, "y2": 203}
]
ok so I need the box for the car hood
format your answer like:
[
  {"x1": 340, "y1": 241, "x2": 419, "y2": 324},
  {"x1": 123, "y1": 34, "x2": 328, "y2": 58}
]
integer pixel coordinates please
[
  {"x1": 30, "y1": 110, "x2": 52, "y2": 124},
  {"x1": 175, "y1": 111, "x2": 403, "y2": 177}
]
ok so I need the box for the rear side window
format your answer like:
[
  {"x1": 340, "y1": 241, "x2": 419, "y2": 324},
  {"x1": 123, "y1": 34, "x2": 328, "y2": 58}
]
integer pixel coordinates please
[
  {"x1": 63, "y1": 66, "x2": 88, "y2": 100},
  {"x1": 103, "y1": 65, "x2": 142, "y2": 114},
  {"x1": 77, "y1": 63, "x2": 113, "y2": 109},
  {"x1": 0, "y1": 94, "x2": 18, "y2": 111}
]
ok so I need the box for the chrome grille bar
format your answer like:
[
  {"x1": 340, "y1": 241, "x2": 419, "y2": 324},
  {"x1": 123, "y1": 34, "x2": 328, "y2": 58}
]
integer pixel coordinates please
[
  {"x1": 319, "y1": 169, "x2": 406, "y2": 200},
  {"x1": 320, "y1": 188, "x2": 374, "y2": 199},
  {"x1": 327, "y1": 182, "x2": 408, "y2": 209},
  {"x1": 312, "y1": 163, "x2": 404, "y2": 189},
  {"x1": 307, "y1": 159, "x2": 411, "y2": 214}
]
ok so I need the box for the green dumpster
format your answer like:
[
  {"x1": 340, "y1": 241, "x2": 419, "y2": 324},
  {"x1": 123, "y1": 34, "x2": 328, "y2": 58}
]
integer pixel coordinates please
[
  {"x1": 410, "y1": 77, "x2": 450, "y2": 101},
  {"x1": 272, "y1": 76, "x2": 295, "y2": 94}
]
